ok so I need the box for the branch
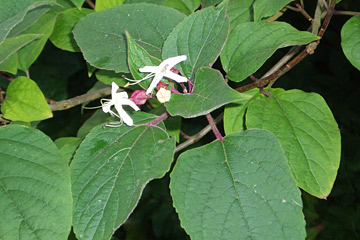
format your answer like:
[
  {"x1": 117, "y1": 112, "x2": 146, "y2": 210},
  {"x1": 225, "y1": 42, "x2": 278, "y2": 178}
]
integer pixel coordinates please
[
  {"x1": 85, "y1": 0, "x2": 95, "y2": 9},
  {"x1": 206, "y1": 113, "x2": 223, "y2": 141},
  {"x1": 49, "y1": 87, "x2": 111, "y2": 111},
  {"x1": 175, "y1": 113, "x2": 224, "y2": 153},
  {"x1": 236, "y1": 0, "x2": 336, "y2": 93}
]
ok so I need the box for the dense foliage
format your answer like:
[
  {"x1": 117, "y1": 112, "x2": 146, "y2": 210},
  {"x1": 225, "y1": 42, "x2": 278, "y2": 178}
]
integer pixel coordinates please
[{"x1": 0, "y1": 0, "x2": 359, "y2": 239}]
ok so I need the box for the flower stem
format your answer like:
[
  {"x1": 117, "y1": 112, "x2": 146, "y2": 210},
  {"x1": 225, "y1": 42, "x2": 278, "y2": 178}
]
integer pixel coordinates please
[
  {"x1": 147, "y1": 112, "x2": 169, "y2": 126},
  {"x1": 206, "y1": 113, "x2": 223, "y2": 141}
]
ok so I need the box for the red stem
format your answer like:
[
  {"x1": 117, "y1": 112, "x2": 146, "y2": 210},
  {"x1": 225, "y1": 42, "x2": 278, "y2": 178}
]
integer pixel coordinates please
[{"x1": 206, "y1": 113, "x2": 223, "y2": 141}]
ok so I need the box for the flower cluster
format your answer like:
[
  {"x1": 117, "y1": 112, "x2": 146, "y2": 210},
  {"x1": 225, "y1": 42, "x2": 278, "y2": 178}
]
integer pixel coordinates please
[{"x1": 101, "y1": 55, "x2": 188, "y2": 126}]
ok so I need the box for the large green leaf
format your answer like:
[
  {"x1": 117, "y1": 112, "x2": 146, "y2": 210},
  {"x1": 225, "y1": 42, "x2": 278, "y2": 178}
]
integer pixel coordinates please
[
  {"x1": 0, "y1": 0, "x2": 55, "y2": 44},
  {"x1": 50, "y1": 7, "x2": 93, "y2": 52},
  {"x1": 165, "y1": 67, "x2": 250, "y2": 118},
  {"x1": 1, "y1": 77, "x2": 53, "y2": 122},
  {"x1": 341, "y1": 15, "x2": 360, "y2": 71},
  {"x1": 163, "y1": 6, "x2": 229, "y2": 80},
  {"x1": 223, "y1": 88, "x2": 261, "y2": 135},
  {"x1": 221, "y1": 21, "x2": 319, "y2": 82},
  {"x1": 95, "y1": 70, "x2": 128, "y2": 87},
  {"x1": 71, "y1": 124, "x2": 176, "y2": 240},
  {"x1": 73, "y1": 3, "x2": 185, "y2": 72},
  {"x1": 0, "y1": 125, "x2": 72, "y2": 240},
  {"x1": 95, "y1": 0, "x2": 125, "y2": 11},
  {"x1": 70, "y1": 0, "x2": 85, "y2": 9},
  {"x1": 126, "y1": 31, "x2": 161, "y2": 89},
  {"x1": 201, "y1": 0, "x2": 222, "y2": 7},
  {"x1": 17, "y1": 12, "x2": 58, "y2": 71},
  {"x1": 170, "y1": 129, "x2": 305, "y2": 239},
  {"x1": 246, "y1": 89, "x2": 341, "y2": 198},
  {"x1": 54, "y1": 137, "x2": 82, "y2": 163},
  {"x1": 0, "y1": 53, "x2": 18, "y2": 75},
  {"x1": 0, "y1": 34, "x2": 41, "y2": 65},
  {"x1": 7, "y1": 5, "x2": 53, "y2": 38},
  {"x1": 163, "y1": 0, "x2": 201, "y2": 15},
  {"x1": 226, "y1": 0, "x2": 254, "y2": 31},
  {"x1": 253, "y1": 0, "x2": 292, "y2": 21}
]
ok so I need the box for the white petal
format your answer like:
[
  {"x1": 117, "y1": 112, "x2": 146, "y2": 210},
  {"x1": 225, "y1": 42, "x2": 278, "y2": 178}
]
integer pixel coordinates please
[
  {"x1": 146, "y1": 72, "x2": 164, "y2": 95},
  {"x1": 116, "y1": 107, "x2": 134, "y2": 126},
  {"x1": 164, "y1": 71, "x2": 188, "y2": 83},
  {"x1": 139, "y1": 66, "x2": 159, "y2": 73},
  {"x1": 121, "y1": 99, "x2": 140, "y2": 111},
  {"x1": 162, "y1": 55, "x2": 187, "y2": 69},
  {"x1": 111, "y1": 82, "x2": 119, "y2": 98}
]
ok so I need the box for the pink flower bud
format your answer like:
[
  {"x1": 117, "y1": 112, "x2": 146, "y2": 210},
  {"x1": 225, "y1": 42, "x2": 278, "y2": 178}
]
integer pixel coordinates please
[
  {"x1": 130, "y1": 90, "x2": 150, "y2": 105},
  {"x1": 156, "y1": 81, "x2": 169, "y2": 91}
]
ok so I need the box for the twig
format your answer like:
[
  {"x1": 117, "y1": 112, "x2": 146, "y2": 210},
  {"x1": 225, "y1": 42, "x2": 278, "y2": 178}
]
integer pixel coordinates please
[
  {"x1": 49, "y1": 86, "x2": 111, "y2": 111},
  {"x1": 236, "y1": 0, "x2": 336, "y2": 93},
  {"x1": 334, "y1": 10, "x2": 360, "y2": 16},
  {"x1": 0, "y1": 72, "x2": 13, "y2": 81},
  {"x1": 180, "y1": 130, "x2": 191, "y2": 140},
  {"x1": 295, "y1": 3, "x2": 315, "y2": 23},
  {"x1": 206, "y1": 113, "x2": 223, "y2": 141},
  {"x1": 175, "y1": 113, "x2": 224, "y2": 153},
  {"x1": 267, "y1": 8, "x2": 287, "y2": 23},
  {"x1": 145, "y1": 112, "x2": 169, "y2": 126},
  {"x1": 85, "y1": 0, "x2": 95, "y2": 9}
]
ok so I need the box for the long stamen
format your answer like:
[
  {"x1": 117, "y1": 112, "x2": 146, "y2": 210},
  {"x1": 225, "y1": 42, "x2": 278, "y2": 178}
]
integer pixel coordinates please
[{"x1": 83, "y1": 105, "x2": 103, "y2": 109}]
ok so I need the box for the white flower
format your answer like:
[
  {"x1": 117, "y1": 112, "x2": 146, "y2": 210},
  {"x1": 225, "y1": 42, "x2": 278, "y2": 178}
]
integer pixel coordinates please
[
  {"x1": 101, "y1": 82, "x2": 140, "y2": 126},
  {"x1": 125, "y1": 55, "x2": 188, "y2": 95},
  {"x1": 156, "y1": 88, "x2": 171, "y2": 103}
]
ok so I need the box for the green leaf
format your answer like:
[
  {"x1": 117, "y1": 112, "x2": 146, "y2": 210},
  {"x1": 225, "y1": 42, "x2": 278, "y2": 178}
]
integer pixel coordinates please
[
  {"x1": 341, "y1": 15, "x2": 360, "y2": 71},
  {"x1": 17, "y1": 12, "x2": 58, "y2": 71},
  {"x1": 70, "y1": 0, "x2": 85, "y2": 9},
  {"x1": 221, "y1": 21, "x2": 319, "y2": 82},
  {"x1": 165, "y1": 67, "x2": 251, "y2": 118},
  {"x1": 246, "y1": 89, "x2": 341, "y2": 198},
  {"x1": 223, "y1": 88, "x2": 261, "y2": 135},
  {"x1": 73, "y1": 3, "x2": 185, "y2": 72},
  {"x1": 95, "y1": 70, "x2": 129, "y2": 87},
  {"x1": 201, "y1": 0, "x2": 222, "y2": 7},
  {"x1": 1, "y1": 76, "x2": 53, "y2": 122},
  {"x1": 163, "y1": 0, "x2": 201, "y2": 15},
  {"x1": 7, "y1": 5, "x2": 53, "y2": 38},
  {"x1": 95, "y1": 0, "x2": 125, "y2": 11},
  {"x1": 0, "y1": 34, "x2": 41, "y2": 65},
  {"x1": 0, "y1": 53, "x2": 18, "y2": 75},
  {"x1": 227, "y1": 0, "x2": 254, "y2": 31},
  {"x1": 50, "y1": 7, "x2": 93, "y2": 52},
  {"x1": 253, "y1": 0, "x2": 292, "y2": 21},
  {"x1": 124, "y1": 0, "x2": 166, "y2": 4},
  {"x1": 170, "y1": 129, "x2": 305, "y2": 239},
  {"x1": 0, "y1": 125, "x2": 72, "y2": 240},
  {"x1": 126, "y1": 31, "x2": 161, "y2": 89},
  {"x1": 71, "y1": 124, "x2": 176, "y2": 240},
  {"x1": 163, "y1": 7, "x2": 229, "y2": 80},
  {"x1": 0, "y1": 0, "x2": 55, "y2": 44},
  {"x1": 55, "y1": 137, "x2": 82, "y2": 163}
]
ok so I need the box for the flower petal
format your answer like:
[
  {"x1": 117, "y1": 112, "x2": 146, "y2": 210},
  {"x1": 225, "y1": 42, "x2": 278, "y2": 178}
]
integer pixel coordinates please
[
  {"x1": 162, "y1": 55, "x2": 187, "y2": 69},
  {"x1": 146, "y1": 72, "x2": 164, "y2": 95},
  {"x1": 139, "y1": 66, "x2": 159, "y2": 73},
  {"x1": 164, "y1": 71, "x2": 188, "y2": 83},
  {"x1": 111, "y1": 82, "x2": 119, "y2": 98},
  {"x1": 116, "y1": 106, "x2": 134, "y2": 126}
]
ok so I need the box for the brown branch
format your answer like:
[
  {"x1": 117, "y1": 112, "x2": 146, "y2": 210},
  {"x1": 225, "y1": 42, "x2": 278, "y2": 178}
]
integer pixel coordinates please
[
  {"x1": 236, "y1": 0, "x2": 336, "y2": 93},
  {"x1": 85, "y1": 0, "x2": 95, "y2": 9},
  {"x1": 49, "y1": 87, "x2": 111, "y2": 111},
  {"x1": 175, "y1": 113, "x2": 224, "y2": 153},
  {"x1": 295, "y1": 3, "x2": 314, "y2": 23}
]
